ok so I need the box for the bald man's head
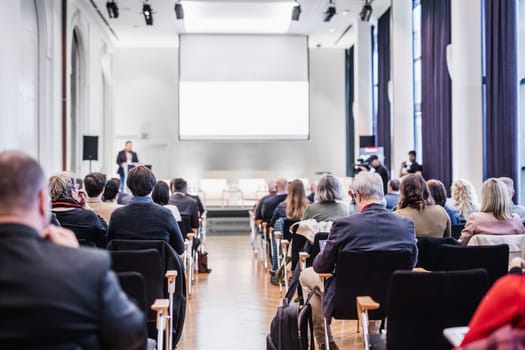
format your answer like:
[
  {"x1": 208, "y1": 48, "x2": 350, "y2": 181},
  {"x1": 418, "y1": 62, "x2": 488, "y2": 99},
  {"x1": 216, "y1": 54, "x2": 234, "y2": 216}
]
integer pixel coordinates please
[
  {"x1": 0, "y1": 151, "x2": 45, "y2": 214},
  {"x1": 275, "y1": 178, "x2": 288, "y2": 192}
]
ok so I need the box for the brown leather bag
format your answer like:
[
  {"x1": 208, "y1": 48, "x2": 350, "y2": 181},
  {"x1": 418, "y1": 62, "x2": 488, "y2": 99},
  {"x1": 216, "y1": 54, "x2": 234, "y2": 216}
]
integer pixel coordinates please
[{"x1": 198, "y1": 251, "x2": 211, "y2": 273}]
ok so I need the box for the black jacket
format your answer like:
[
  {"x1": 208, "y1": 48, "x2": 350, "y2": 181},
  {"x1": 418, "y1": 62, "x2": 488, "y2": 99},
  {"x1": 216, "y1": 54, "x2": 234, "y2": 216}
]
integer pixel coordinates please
[
  {"x1": 0, "y1": 223, "x2": 145, "y2": 349},
  {"x1": 52, "y1": 203, "x2": 107, "y2": 248},
  {"x1": 108, "y1": 202, "x2": 185, "y2": 254},
  {"x1": 168, "y1": 193, "x2": 199, "y2": 229}
]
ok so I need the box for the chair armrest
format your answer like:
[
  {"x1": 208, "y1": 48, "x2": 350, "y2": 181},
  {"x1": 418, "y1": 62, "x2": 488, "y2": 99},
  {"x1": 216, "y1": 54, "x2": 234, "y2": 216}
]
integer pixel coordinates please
[
  {"x1": 356, "y1": 296, "x2": 380, "y2": 311},
  {"x1": 151, "y1": 299, "x2": 169, "y2": 312},
  {"x1": 187, "y1": 233, "x2": 196, "y2": 240},
  {"x1": 318, "y1": 273, "x2": 333, "y2": 282},
  {"x1": 274, "y1": 231, "x2": 282, "y2": 240},
  {"x1": 412, "y1": 267, "x2": 430, "y2": 273},
  {"x1": 281, "y1": 239, "x2": 289, "y2": 249},
  {"x1": 299, "y1": 252, "x2": 310, "y2": 260},
  {"x1": 165, "y1": 270, "x2": 178, "y2": 279}
]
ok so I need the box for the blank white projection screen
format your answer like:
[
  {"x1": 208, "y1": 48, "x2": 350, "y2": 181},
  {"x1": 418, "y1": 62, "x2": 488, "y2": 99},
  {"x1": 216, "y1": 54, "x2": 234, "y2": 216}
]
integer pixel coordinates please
[{"x1": 179, "y1": 35, "x2": 309, "y2": 140}]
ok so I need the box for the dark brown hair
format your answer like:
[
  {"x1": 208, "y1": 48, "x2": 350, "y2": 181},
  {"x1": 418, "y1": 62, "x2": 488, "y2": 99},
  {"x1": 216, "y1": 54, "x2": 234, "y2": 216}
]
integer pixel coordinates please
[
  {"x1": 103, "y1": 178, "x2": 120, "y2": 201},
  {"x1": 398, "y1": 174, "x2": 431, "y2": 210},
  {"x1": 152, "y1": 181, "x2": 170, "y2": 205},
  {"x1": 427, "y1": 179, "x2": 447, "y2": 207},
  {"x1": 84, "y1": 172, "x2": 106, "y2": 197},
  {"x1": 127, "y1": 166, "x2": 156, "y2": 196}
]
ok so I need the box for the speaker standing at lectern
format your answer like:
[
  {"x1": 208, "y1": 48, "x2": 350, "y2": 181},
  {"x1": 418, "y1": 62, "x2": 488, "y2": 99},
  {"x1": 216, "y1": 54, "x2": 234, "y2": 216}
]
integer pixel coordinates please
[{"x1": 116, "y1": 140, "x2": 139, "y2": 189}]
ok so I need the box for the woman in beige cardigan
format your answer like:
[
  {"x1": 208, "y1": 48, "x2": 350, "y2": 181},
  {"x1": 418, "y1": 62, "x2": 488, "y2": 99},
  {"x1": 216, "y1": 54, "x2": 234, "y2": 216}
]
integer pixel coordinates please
[
  {"x1": 460, "y1": 178, "x2": 524, "y2": 245},
  {"x1": 395, "y1": 174, "x2": 451, "y2": 238}
]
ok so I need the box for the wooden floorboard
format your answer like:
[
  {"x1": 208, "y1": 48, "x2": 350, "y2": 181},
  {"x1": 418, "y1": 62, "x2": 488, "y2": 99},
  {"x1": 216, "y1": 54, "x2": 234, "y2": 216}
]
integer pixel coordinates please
[{"x1": 176, "y1": 235, "x2": 363, "y2": 349}]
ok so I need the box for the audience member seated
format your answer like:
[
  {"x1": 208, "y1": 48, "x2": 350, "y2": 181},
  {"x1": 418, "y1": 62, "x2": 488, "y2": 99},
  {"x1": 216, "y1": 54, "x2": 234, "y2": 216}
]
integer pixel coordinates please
[
  {"x1": 458, "y1": 257, "x2": 525, "y2": 348},
  {"x1": 108, "y1": 166, "x2": 184, "y2": 254},
  {"x1": 260, "y1": 178, "x2": 288, "y2": 223},
  {"x1": 102, "y1": 177, "x2": 123, "y2": 211},
  {"x1": 85, "y1": 172, "x2": 119, "y2": 224},
  {"x1": 152, "y1": 181, "x2": 182, "y2": 222},
  {"x1": 49, "y1": 172, "x2": 107, "y2": 247},
  {"x1": 499, "y1": 177, "x2": 525, "y2": 222},
  {"x1": 254, "y1": 180, "x2": 277, "y2": 221},
  {"x1": 270, "y1": 179, "x2": 308, "y2": 228},
  {"x1": 300, "y1": 172, "x2": 417, "y2": 350},
  {"x1": 169, "y1": 178, "x2": 199, "y2": 231},
  {"x1": 0, "y1": 151, "x2": 145, "y2": 349},
  {"x1": 427, "y1": 179, "x2": 461, "y2": 224},
  {"x1": 450, "y1": 178, "x2": 480, "y2": 221},
  {"x1": 395, "y1": 174, "x2": 451, "y2": 238},
  {"x1": 188, "y1": 193, "x2": 205, "y2": 217},
  {"x1": 302, "y1": 174, "x2": 350, "y2": 222},
  {"x1": 460, "y1": 178, "x2": 525, "y2": 245},
  {"x1": 269, "y1": 179, "x2": 309, "y2": 284},
  {"x1": 307, "y1": 182, "x2": 317, "y2": 203},
  {"x1": 384, "y1": 179, "x2": 401, "y2": 210}
]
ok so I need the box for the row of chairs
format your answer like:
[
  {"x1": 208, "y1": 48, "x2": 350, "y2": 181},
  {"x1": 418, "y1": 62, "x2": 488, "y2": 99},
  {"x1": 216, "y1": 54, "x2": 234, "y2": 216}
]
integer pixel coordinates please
[
  {"x1": 81, "y1": 213, "x2": 208, "y2": 349},
  {"x1": 256, "y1": 215, "x2": 518, "y2": 349},
  {"x1": 108, "y1": 240, "x2": 185, "y2": 350}
]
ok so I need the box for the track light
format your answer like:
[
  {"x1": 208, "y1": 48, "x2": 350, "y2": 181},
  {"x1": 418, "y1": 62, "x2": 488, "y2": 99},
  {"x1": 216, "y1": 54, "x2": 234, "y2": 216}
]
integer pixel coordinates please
[
  {"x1": 291, "y1": 2, "x2": 301, "y2": 21},
  {"x1": 360, "y1": 0, "x2": 373, "y2": 22},
  {"x1": 106, "y1": 0, "x2": 119, "y2": 18},
  {"x1": 143, "y1": 2, "x2": 153, "y2": 25},
  {"x1": 175, "y1": 2, "x2": 184, "y2": 20},
  {"x1": 324, "y1": 0, "x2": 336, "y2": 22}
]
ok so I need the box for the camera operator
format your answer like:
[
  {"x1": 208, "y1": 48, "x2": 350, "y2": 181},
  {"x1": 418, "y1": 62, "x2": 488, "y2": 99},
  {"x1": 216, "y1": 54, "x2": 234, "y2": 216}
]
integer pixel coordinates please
[{"x1": 399, "y1": 150, "x2": 423, "y2": 177}]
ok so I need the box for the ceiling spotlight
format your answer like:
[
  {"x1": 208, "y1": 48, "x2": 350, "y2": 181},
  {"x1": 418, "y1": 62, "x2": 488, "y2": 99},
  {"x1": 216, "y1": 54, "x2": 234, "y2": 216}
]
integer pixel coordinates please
[
  {"x1": 360, "y1": 0, "x2": 373, "y2": 22},
  {"x1": 324, "y1": 0, "x2": 336, "y2": 22},
  {"x1": 143, "y1": 2, "x2": 153, "y2": 25},
  {"x1": 106, "y1": 0, "x2": 119, "y2": 18},
  {"x1": 291, "y1": 2, "x2": 301, "y2": 21},
  {"x1": 175, "y1": 2, "x2": 184, "y2": 20},
  {"x1": 342, "y1": 9, "x2": 349, "y2": 16}
]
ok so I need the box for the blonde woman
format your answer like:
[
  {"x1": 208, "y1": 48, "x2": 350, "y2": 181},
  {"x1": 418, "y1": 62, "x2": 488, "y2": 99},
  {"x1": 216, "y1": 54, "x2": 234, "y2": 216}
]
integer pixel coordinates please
[
  {"x1": 450, "y1": 179, "x2": 480, "y2": 221},
  {"x1": 459, "y1": 178, "x2": 525, "y2": 245}
]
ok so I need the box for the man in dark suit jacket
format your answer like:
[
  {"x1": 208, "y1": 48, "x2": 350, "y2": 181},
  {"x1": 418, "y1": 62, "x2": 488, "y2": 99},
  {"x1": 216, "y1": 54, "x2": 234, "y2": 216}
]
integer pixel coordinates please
[
  {"x1": 116, "y1": 140, "x2": 139, "y2": 188},
  {"x1": 300, "y1": 172, "x2": 417, "y2": 349},
  {"x1": 0, "y1": 151, "x2": 145, "y2": 349},
  {"x1": 261, "y1": 178, "x2": 288, "y2": 223},
  {"x1": 169, "y1": 178, "x2": 200, "y2": 231},
  {"x1": 108, "y1": 166, "x2": 184, "y2": 255}
]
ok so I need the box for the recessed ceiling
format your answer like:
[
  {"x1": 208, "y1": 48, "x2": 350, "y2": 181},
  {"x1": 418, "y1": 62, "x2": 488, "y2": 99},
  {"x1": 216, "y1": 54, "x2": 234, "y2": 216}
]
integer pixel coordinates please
[{"x1": 92, "y1": 0, "x2": 391, "y2": 48}]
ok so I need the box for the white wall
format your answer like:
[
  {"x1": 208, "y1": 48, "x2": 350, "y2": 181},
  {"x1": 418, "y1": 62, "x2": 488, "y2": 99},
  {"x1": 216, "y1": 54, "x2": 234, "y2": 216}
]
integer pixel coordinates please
[
  {"x1": 67, "y1": 0, "x2": 115, "y2": 177},
  {"x1": 0, "y1": 0, "x2": 113, "y2": 178},
  {"x1": 113, "y1": 47, "x2": 347, "y2": 183},
  {"x1": 0, "y1": 1, "x2": 39, "y2": 158}
]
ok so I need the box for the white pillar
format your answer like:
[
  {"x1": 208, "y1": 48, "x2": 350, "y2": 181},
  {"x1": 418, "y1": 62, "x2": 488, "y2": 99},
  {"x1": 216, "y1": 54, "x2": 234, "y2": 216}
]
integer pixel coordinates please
[
  {"x1": 353, "y1": 20, "x2": 373, "y2": 158},
  {"x1": 390, "y1": 0, "x2": 414, "y2": 177},
  {"x1": 450, "y1": 0, "x2": 483, "y2": 193}
]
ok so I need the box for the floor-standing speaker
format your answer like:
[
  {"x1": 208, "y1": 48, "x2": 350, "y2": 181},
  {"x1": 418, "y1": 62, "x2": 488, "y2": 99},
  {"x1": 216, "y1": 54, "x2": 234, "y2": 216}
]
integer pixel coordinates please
[{"x1": 83, "y1": 135, "x2": 98, "y2": 161}]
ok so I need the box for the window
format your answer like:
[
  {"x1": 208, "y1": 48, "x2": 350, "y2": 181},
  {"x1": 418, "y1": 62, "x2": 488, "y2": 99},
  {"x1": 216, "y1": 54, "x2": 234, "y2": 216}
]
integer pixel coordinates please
[{"x1": 412, "y1": 0, "x2": 422, "y2": 159}]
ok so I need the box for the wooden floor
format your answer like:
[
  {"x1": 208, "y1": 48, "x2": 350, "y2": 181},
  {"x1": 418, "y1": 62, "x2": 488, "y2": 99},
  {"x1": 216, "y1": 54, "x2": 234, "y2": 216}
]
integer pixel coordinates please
[{"x1": 176, "y1": 235, "x2": 362, "y2": 350}]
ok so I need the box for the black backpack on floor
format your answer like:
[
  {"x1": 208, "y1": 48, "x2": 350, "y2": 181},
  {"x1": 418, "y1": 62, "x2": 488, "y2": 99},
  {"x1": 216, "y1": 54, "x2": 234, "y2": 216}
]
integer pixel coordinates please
[{"x1": 266, "y1": 265, "x2": 316, "y2": 350}]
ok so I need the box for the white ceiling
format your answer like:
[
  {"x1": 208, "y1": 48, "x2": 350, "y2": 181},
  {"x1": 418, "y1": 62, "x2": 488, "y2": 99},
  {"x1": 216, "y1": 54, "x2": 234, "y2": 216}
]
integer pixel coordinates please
[{"x1": 91, "y1": 0, "x2": 391, "y2": 48}]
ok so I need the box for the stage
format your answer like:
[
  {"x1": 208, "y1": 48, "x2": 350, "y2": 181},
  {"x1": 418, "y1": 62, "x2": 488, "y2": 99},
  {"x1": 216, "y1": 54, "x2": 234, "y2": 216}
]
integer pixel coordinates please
[{"x1": 205, "y1": 206, "x2": 252, "y2": 235}]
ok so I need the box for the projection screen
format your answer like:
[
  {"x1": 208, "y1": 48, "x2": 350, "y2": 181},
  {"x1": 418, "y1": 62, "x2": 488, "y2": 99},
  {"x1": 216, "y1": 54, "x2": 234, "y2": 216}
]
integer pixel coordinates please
[{"x1": 179, "y1": 34, "x2": 309, "y2": 140}]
